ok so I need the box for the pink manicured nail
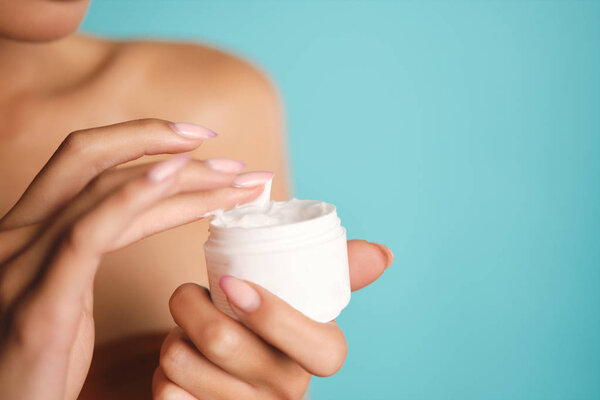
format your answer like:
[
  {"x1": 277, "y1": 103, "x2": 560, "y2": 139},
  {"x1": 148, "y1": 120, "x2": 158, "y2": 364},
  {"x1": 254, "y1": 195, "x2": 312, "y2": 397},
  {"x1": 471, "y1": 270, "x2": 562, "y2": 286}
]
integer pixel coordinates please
[
  {"x1": 232, "y1": 171, "x2": 274, "y2": 188},
  {"x1": 205, "y1": 158, "x2": 246, "y2": 173},
  {"x1": 220, "y1": 276, "x2": 261, "y2": 313},
  {"x1": 169, "y1": 122, "x2": 218, "y2": 139},
  {"x1": 374, "y1": 243, "x2": 394, "y2": 269},
  {"x1": 147, "y1": 154, "x2": 189, "y2": 182}
]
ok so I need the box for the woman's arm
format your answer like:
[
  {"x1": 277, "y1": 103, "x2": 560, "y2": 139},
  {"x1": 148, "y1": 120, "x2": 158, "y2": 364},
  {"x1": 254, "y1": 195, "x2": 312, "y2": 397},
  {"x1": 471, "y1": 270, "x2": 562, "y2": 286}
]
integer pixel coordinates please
[{"x1": 0, "y1": 119, "x2": 267, "y2": 399}]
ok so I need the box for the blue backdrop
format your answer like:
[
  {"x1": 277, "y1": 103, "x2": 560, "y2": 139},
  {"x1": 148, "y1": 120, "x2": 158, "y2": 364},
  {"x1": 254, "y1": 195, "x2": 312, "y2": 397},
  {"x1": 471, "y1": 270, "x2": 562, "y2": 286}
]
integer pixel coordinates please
[{"x1": 82, "y1": 1, "x2": 600, "y2": 399}]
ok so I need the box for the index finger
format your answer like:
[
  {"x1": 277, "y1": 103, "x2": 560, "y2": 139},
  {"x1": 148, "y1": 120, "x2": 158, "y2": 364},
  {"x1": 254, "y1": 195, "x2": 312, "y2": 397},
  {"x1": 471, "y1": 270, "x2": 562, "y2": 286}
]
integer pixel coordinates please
[{"x1": 0, "y1": 119, "x2": 215, "y2": 228}]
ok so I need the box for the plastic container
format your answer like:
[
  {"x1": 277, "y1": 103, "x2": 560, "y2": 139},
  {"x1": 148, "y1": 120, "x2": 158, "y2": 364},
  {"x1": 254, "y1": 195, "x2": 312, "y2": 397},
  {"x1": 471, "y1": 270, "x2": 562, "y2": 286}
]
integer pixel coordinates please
[{"x1": 204, "y1": 200, "x2": 351, "y2": 323}]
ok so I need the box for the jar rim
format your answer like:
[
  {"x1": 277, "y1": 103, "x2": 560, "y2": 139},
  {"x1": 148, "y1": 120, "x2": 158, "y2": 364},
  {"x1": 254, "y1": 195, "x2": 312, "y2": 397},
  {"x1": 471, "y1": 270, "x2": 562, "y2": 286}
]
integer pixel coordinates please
[{"x1": 208, "y1": 200, "x2": 337, "y2": 234}]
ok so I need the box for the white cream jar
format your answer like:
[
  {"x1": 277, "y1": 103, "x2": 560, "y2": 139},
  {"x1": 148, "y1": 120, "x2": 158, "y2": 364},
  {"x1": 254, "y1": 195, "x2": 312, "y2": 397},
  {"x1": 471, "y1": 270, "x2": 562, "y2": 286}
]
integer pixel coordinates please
[{"x1": 204, "y1": 194, "x2": 351, "y2": 323}]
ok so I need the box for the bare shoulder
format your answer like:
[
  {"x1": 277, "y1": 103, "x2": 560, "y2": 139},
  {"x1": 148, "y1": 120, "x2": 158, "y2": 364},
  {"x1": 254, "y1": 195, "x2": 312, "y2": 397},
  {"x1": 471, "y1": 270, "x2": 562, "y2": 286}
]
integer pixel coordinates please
[
  {"x1": 112, "y1": 40, "x2": 281, "y2": 123},
  {"x1": 104, "y1": 38, "x2": 289, "y2": 198}
]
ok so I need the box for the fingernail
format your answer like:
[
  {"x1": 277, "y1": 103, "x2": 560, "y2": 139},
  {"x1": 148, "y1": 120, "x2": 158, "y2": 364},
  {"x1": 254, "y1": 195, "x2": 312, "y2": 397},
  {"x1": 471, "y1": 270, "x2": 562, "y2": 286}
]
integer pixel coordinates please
[
  {"x1": 169, "y1": 122, "x2": 218, "y2": 139},
  {"x1": 374, "y1": 243, "x2": 394, "y2": 269},
  {"x1": 231, "y1": 171, "x2": 274, "y2": 188},
  {"x1": 220, "y1": 276, "x2": 261, "y2": 313},
  {"x1": 205, "y1": 158, "x2": 246, "y2": 173},
  {"x1": 147, "y1": 154, "x2": 189, "y2": 182}
]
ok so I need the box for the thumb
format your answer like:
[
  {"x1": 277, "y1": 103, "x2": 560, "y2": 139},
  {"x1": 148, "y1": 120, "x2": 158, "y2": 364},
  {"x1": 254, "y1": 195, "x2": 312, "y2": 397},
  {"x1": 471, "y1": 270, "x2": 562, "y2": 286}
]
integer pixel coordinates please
[{"x1": 347, "y1": 239, "x2": 394, "y2": 291}]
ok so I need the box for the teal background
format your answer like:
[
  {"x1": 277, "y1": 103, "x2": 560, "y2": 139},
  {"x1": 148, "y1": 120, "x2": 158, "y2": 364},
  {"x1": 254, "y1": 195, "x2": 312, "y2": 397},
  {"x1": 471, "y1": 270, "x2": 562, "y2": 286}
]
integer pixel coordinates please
[{"x1": 82, "y1": 1, "x2": 600, "y2": 399}]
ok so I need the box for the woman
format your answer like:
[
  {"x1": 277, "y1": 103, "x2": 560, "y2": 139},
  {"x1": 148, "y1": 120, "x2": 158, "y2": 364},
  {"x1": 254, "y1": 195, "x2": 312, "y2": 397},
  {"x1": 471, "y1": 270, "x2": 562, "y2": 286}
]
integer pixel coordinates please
[{"x1": 0, "y1": 1, "x2": 393, "y2": 399}]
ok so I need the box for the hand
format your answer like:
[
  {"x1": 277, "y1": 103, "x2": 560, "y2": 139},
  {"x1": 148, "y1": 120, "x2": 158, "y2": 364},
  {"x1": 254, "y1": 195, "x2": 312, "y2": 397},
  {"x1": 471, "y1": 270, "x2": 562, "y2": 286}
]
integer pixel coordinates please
[
  {"x1": 154, "y1": 240, "x2": 393, "y2": 399},
  {"x1": 0, "y1": 119, "x2": 267, "y2": 400}
]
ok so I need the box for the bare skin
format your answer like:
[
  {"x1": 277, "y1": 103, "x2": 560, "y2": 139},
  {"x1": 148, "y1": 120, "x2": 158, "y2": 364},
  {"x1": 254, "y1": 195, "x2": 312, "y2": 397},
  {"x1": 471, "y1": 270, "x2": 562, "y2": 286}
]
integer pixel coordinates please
[
  {"x1": 0, "y1": 35, "x2": 293, "y2": 398},
  {"x1": 0, "y1": 4, "x2": 393, "y2": 398},
  {"x1": 0, "y1": 35, "x2": 289, "y2": 343}
]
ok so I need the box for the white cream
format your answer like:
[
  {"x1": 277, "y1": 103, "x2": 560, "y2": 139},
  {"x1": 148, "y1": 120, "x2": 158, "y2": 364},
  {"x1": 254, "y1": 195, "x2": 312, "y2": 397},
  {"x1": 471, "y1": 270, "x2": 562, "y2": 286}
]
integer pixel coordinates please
[{"x1": 211, "y1": 199, "x2": 332, "y2": 229}]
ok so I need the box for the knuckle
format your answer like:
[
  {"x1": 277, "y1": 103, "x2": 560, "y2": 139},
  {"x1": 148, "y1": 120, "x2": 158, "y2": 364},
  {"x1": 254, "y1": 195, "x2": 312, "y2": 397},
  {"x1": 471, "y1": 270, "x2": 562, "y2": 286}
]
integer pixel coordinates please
[
  {"x1": 201, "y1": 319, "x2": 242, "y2": 361},
  {"x1": 159, "y1": 338, "x2": 189, "y2": 379},
  {"x1": 60, "y1": 130, "x2": 88, "y2": 155},
  {"x1": 60, "y1": 128, "x2": 108, "y2": 176}
]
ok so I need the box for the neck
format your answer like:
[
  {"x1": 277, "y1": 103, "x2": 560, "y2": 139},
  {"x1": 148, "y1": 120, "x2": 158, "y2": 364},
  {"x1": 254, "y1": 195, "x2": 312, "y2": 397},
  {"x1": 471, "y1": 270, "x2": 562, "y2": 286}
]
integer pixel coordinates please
[
  {"x1": 0, "y1": 38, "x2": 70, "y2": 99},
  {"x1": 0, "y1": 35, "x2": 107, "y2": 98}
]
